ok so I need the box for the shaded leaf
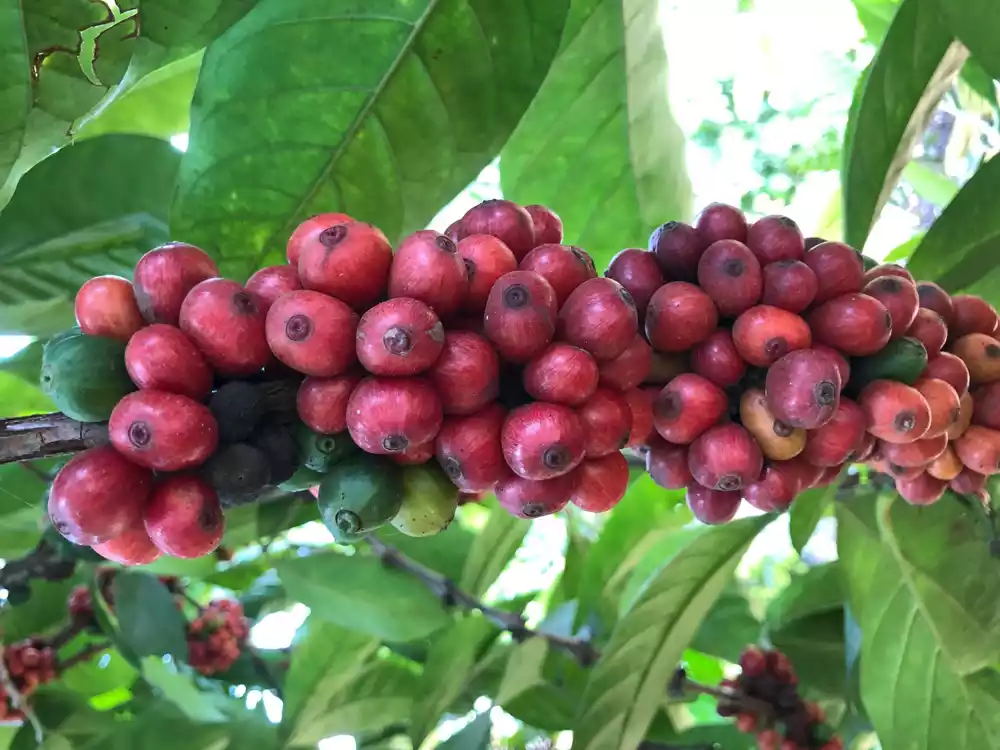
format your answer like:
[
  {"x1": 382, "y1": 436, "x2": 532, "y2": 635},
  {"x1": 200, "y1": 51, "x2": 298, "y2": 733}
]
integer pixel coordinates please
[
  {"x1": 1, "y1": 580, "x2": 75, "y2": 641},
  {"x1": 113, "y1": 572, "x2": 189, "y2": 660},
  {"x1": 0, "y1": 463, "x2": 47, "y2": 558},
  {"x1": 496, "y1": 637, "x2": 549, "y2": 706},
  {"x1": 501, "y1": 0, "x2": 692, "y2": 270},
  {"x1": 409, "y1": 615, "x2": 495, "y2": 745},
  {"x1": 933, "y1": 0, "x2": 1000, "y2": 79},
  {"x1": 139, "y1": 656, "x2": 229, "y2": 723},
  {"x1": 573, "y1": 516, "x2": 769, "y2": 750},
  {"x1": 281, "y1": 618, "x2": 379, "y2": 743},
  {"x1": 691, "y1": 591, "x2": 760, "y2": 664},
  {"x1": 838, "y1": 495, "x2": 1000, "y2": 748},
  {"x1": 377, "y1": 514, "x2": 476, "y2": 583},
  {"x1": 842, "y1": 0, "x2": 965, "y2": 249},
  {"x1": 438, "y1": 711, "x2": 492, "y2": 750},
  {"x1": 770, "y1": 609, "x2": 847, "y2": 697},
  {"x1": 788, "y1": 485, "x2": 836, "y2": 554},
  {"x1": 907, "y1": 153, "x2": 1000, "y2": 292},
  {"x1": 0, "y1": 135, "x2": 180, "y2": 335},
  {"x1": 173, "y1": 0, "x2": 571, "y2": 278},
  {"x1": 0, "y1": 0, "x2": 31, "y2": 186},
  {"x1": 60, "y1": 648, "x2": 138, "y2": 698},
  {"x1": 767, "y1": 563, "x2": 843, "y2": 631},
  {"x1": 459, "y1": 498, "x2": 529, "y2": 598},
  {"x1": 277, "y1": 552, "x2": 451, "y2": 641}
]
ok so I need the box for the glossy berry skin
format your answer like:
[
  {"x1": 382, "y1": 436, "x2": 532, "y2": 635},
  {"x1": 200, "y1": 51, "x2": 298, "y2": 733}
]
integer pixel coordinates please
[
  {"x1": 951, "y1": 294, "x2": 999, "y2": 337},
  {"x1": 804, "y1": 241, "x2": 864, "y2": 304},
  {"x1": 457, "y1": 235, "x2": 518, "y2": 314},
  {"x1": 645, "y1": 282, "x2": 719, "y2": 353},
  {"x1": 297, "y1": 221, "x2": 393, "y2": 310},
  {"x1": 458, "y1": 200, "x2": 535, "y2": 260},
  {"x1": 571, "y1": 453, "x2": 629, "y2": 512},
  {"x1": 801, "y1": 398, "x2": 866, "y2": 467},
  {"x1": 765, "y1": 349, "x2": 842, "y2": 429},
  {"x1": 906, "y1": 308, "x2": 948, "y2": 357},
  {"x1": 951, "y1": 466, "x2": 987, "y2": 495},
  {"x1": 578, "y1": 388, "x2": 632, "y2": 457},
  {"x1": 697, "y1": 240, "x2": 762, "y2": 317},
  {"x1": 895, "y1": 473, "x2": 947, "y2": 506},
  {"x1": 48, "y1": 446, "x2": 152, "y2": 545},
  {"x1": 110, "y1": 391, "x2": 218, "y2": 471},
  {"x1": 598, "y1": 334, "x2": 653, "y2": 391},
  {"x1": 245, "y1": 265, "x2": 302, "y2": 313},
  {"x1": 427, "y1": 331, "x2": 500, "y2": 415},
  {"x1": 133, "y1": 242, "x2": 219, "y2": 325},
  {"x1": 346, "y1": 377, "x2": 443, "y2": 455},
  {"x1": 523, "y1": 344, "x2": 598, "y2": 406},
  {"x1": 915, "y1": 282, "x2": 955, "y2": 326},
  {"x1": 391, "y1": 440, "x2": 435, "y2": 465},
  {"x1": 179, "y1": 278, "x2": 270, "y2": 376},
  {"x1": 654, "y1": 374, "x2": 727, "y2": 444},
  {"x1": 864, "y1": 263, "x2": 914, "y2": 284},
  {"x1": 649, "y1": 221, "x2": 706, "y2": 280},
  {"x1": 949, "y1": 391, "x2": 974, "y2": 440},
  {"x1": 286, "y1": 212, "x2": 354, "y2": 265},
  {"x1": 924, "y1": 352, "x2": 970, "y2": 396},
  {"x1": 746, "y1": 215, "x2": 804, "y2": 264},
  {"x1": 144, "y1": 476, "x2": 224, "y2": 559},
  {"x1": 436, "y1": 403, "x2": 508, "y2": 492},
  {"x1": 880, "y1": 433, "x2": 948, "y2": 468},
  {"x1": 524, "y1": 204, "x2": 563, "y2": 246},
  {"x1": 519, "y1": 244, "x2": 596, "y2": 307},
  {"x1": 388, "y1": 230, "x2": 467, "y2": 318},
  {"x1": 807, "y1": 293, "x2": 892, "y2": 356},
  {"x1": 125, "y1": 324, "x2": 213, "y2": 400},
  {"x1": 695, "y1": 202, "x2": 748, "y2": 244},
  {"x1": 75, "y1": 275, "x2": 145, "y2": 342},
  {"x1": 739, "y1": 388, "x2": 806, "y2": 461},
  {"x1": 859, "y1": 380, "x2": 931, "y2": 444},
  {"x1": 689, "y1": 330, "x2": 745, "y2": 388},
  {"x1": 502, "y1": 402, "x2": 586, "y2": 480},
  {"x1": 952, "y1": 333, "x2": 1000, "y2": 384},
  {"x1": 267, "y1": 290, "x2": 359, "y2": 377},
  {"x1": 484, "y1": 270, "x2": 558, "y2": 363},
  {"x1": 863, "y1": 276, "x2": 919, "y2": 340},
  {"x1": 646, "y1": 441, "x2": 694, "y2": 489},
  {"x1": 297, "y1": 373, "x2": 364, "y2": 434},
  {"x1": 605, "y1": 249, "x2": 664, "y2": 316},
  {"x1": 954, "y1": 425, "x2": 1000, "y2": 475},
  {"x1": 913, "y1": 377, "x2": 961, "y2": 438},
  {"x1": 761, "y1": 260, "x2": 818, "y2": 313},
  {"x1": 973, "y1": 382, "x2": 1000, "y2": 430},
  {"x1": 623, "y1": 387, "x2": 655, "y2": 447},
  {"x1": 743, "y1": 463, "x2": 798, "y2": 511},
  {"x1": 496, "y1": 473, "x2": 577, "y2": 518},
  {"x1": 355, "y1": 298, "x2": 444, "y2": 376},
  {"x1": 733, "y1": 305, "x2": 812, "y2": 367},
  {"x1": 686, "y1": 484, "x2": 741, "y2": 524},
  {"x1": 558, "y1": 277, "x2": 638, "y2": 361},
  {"x1": 92, "y1": 524, "x2": 161, "y2": 566},
  {"x1": 688, "y1": 424, "x2": 763, "y2": 492}
]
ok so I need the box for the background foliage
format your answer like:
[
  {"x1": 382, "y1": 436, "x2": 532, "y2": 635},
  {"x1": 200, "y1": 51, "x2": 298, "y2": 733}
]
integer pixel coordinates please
[{"x1": 1, "y1": 0, "x2": 1000, "y2": 749}]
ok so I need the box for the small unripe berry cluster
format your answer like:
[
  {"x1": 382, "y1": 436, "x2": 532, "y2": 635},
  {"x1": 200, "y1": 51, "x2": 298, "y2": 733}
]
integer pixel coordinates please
[
  {"x1": 0, "y1": 639, "x2": 58, "y2": 721},
  {"x1": 717, "y1": 647, "x2": 841, "y2": 750},
  {"x1": 186, "y1": 600, "x2": 250, "y2": 676}
]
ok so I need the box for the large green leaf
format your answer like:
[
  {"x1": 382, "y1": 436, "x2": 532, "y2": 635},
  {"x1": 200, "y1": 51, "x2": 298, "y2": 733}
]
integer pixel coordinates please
[
  {"x1": 172, "y1": 0, "x2": 571, "y2": 278},
  {"x1": 500, "y1": 0, "x2": 691, "y2": 269},
  {"x1": 572, "y1": 516, "x2": 769, "y2": 750},
  {"x1": 839, "y1": 495, "x2": 1000, "y2": 748},
  {"x1": 933, "y1": 0, "x2": 1000, "y2": 79},
  {"x1": 576, "y1": 476, "x2": 688, "y2": 630},
  {"x1": 459, "y1": 499, "x2": 529, "y2": 598},
  {"x1": 112, "y1": 572, "x2": 189, "y2": 660},
  {"x1": 842, "y1": 0, "x2": 966, "y2": 249},
  {"x1": 139, "y1": 657, "x2": 230, "y2": 723},
  {"x1": 0, "y1": 1, "x2": 31, "y2": 186},
  {"x1": 0, "y1": 134, "x2": 180, "y2": 335},
  {"x1": 1, "y1": 580, "x2": 75, "y2": 641},
  {"x1": 276, "y1": 552, "x2": 451, "y2": 641},
  {"x1": 281, "y1": 618, "x2": 379, "y2": 744},
  {"x1": 409, "y1": 615, "x2": 495, "y2": 745},
  {"x1": 788, "y1": 484, "x2": 836, "y2": 554},
  {"x1": 907, "y1": 153, "x2": 1000, "y2": 294},
  {"x1": 0, "y1": 462, "x2": 47, "y2": 557},
  {"x1": 691, "y1": 591, "x2": 760, "y2": 664},
  {"x1": 496, "y1": 638, "x2": 549, "y2": 706}
]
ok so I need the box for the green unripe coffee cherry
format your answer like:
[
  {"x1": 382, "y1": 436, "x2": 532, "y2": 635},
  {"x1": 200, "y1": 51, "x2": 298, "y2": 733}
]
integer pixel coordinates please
[
  {"x1": 41, "y1": 328, "x2": 136, "y2": 422},
  {"x1": 391, "y1": 464, "x2": 460, "y2": 537},
  {"x1": 297, "y1": 424, "x2": 358, "y2": 473},
  {"x1": 317, "y1": 455, "x2": 404, "y2": 543}
]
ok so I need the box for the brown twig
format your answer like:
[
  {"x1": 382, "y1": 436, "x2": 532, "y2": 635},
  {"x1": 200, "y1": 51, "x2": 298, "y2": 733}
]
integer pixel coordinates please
[
  {"x1": 0, "y1": 413, "x2": 108, "y2": 466},
  {"x1": 365, "y1": 536, "x2": 599, "y2": 666}
]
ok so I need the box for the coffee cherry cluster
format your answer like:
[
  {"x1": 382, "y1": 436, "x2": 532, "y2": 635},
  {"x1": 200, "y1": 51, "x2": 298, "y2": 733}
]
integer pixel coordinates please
[
  {"x1": 640, "y1": 204, "x2": 998, "y2": 522},
  {"x1": 0, "y1": 639, "x2": 57, "y2": 721},
  {"x1": 717, "y1": 646, "x2": 841, "y2": 750},
  {"x1": 186, "y1": 600, "x2": 250, "y2": 676}
]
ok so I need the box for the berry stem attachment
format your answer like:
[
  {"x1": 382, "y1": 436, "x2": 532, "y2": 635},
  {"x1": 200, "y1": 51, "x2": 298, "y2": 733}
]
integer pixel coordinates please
[
  {"x1": 669, "y1": 668, "x2": 776, "y2": 721},
  {"x1": 365, "y1": 536, "x2": 600, "y2": 666}
]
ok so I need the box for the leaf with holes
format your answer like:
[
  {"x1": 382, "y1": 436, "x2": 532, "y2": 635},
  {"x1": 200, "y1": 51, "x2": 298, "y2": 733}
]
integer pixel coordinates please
[
  {"x1": 459, "y1": 498, "x2": 529, "y2": 598},
  {"x1": 0, "y1": 134, "x2": 180, "y2": 335},
  {"x1": 573, "y1": 516, "x2": 769, "y2": 750},
  {"x1": 907, "y1": 153, "x2": 1000, "y2": 293},
  {"x1": 172, "y1": 0, "x2": 571, "y2": 278},
  {"x1": 838, "y1": 495, "x2": 1000, "y2": 747},
  {"x1": 842, "y1": 0, "x2": 965, "y2": 249},
  {"x1": 500, "y1": 0, "x2": 691, "y2": 270}
]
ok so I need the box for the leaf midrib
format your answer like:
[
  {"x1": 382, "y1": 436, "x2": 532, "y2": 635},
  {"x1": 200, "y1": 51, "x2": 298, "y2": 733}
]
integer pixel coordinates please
[{"x1": 258, "y1": 0, "x2": 444, "y2": 258}]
